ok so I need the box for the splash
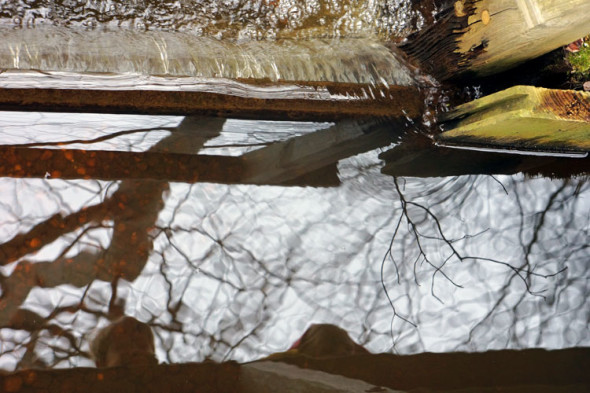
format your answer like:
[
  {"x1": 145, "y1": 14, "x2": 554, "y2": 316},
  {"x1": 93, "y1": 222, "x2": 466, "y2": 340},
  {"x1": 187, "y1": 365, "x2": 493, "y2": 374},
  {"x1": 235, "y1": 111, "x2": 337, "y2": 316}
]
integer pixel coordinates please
[{"x1": 0, "y1": 25, "x2": 417, "y2": 85}]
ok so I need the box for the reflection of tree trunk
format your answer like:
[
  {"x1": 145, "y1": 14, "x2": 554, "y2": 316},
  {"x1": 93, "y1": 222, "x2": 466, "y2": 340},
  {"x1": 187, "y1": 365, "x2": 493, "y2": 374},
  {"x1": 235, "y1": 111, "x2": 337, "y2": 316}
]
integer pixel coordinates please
[{"x1": 0, "y1": 116, "x2": 225, "y2": 326}]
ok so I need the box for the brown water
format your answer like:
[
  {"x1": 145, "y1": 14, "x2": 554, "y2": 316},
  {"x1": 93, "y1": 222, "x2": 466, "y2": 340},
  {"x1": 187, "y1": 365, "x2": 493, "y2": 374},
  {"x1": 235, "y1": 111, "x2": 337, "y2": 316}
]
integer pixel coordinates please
[{"x1": 0, "y1": 0, "x2": 589, "y2": 375}]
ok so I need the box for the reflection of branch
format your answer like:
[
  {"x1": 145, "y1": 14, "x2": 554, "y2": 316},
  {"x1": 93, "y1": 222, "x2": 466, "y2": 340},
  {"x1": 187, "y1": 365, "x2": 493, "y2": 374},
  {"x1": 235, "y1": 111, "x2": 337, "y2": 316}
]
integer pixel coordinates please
[
  {"x1": 381, "y1": 212, "x2": 416, "y2": 329},
  {"x1": 393, "y1": 178, "x2": 463, "y2": 302},
  {"x1": 391, "y1": 177, "x2": 568, "y2": 301},
  {"x1": 0, "y1": 204, "x2": 108, "y2": 266},
  {"x1": 1, "y1": 126, "x2": 175, "y2": 149},
  {"x1": 0, "y1": 118, "x2": 225, "y2": 367}
]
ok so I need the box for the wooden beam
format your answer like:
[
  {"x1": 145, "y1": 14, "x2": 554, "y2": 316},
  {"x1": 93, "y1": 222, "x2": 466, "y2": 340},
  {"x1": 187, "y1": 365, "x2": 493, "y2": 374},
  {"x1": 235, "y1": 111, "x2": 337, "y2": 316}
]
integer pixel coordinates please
[
  {"x1": 0, "y1": 83, "x2": 423, "y2": 121},
  {"x1": 0, "y1": 147, "x2": 244, "y2": 184},
  {"x1": 1, "y1": 351, "x2": 588, "y2": 393},
  {"x1": 0, "y1": 26, "x2": 424, "y2": 120},
  {"x1": 401, "y1": 0, "x2": 590, "y2": 79},
  {"x1": 437, "y1": 86, "x2": 590, "y2": 152},
  {"x1": 0, "y1": 117, "x2": 398, "y2": 186}
]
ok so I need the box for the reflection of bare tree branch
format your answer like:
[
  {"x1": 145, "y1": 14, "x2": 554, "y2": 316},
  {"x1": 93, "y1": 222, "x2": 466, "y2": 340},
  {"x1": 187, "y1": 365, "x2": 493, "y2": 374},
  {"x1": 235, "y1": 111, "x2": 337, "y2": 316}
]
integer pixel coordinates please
[
  {"x1": 381, "y1": 176, "x2": 575, "y2": 352},
  {"x1": 0, "y1": 205, "x2": 108, "y2": 265},
  {"x1": 1, "y1": 127, "x2": 175, "y2": 149},
  {"x1": 392, "y1": 177, "x2": 567, "y2": 297},
  {"x1": 381, "y1": 212, "x2": 416, "y2": 329},
  {"x1": 0, "y1": 117, "x2": 226, "y2": 369}
]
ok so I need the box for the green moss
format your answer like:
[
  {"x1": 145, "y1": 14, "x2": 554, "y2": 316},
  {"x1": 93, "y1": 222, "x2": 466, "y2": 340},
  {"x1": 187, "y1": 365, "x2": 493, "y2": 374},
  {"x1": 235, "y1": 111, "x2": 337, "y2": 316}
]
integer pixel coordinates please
[{"x1": 568, "y1": 36, "x2": 590, "y2": 81}]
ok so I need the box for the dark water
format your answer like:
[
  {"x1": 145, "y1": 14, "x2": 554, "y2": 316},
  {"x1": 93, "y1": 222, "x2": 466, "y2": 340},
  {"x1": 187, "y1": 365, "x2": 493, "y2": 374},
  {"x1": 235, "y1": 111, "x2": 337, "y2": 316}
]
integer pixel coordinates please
[
  {"x1": 0, "y1": 111, "x2": 588, "y2": 371},
  {"x1": 0, "y1": 0, "x2": 589, "y2": 375}
]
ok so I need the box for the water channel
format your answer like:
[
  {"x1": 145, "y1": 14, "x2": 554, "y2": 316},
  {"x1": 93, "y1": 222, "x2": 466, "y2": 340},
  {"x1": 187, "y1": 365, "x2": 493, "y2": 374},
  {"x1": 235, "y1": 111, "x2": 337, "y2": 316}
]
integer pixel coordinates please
[{"x1": 0, "y1": 0, "x2": 588, "y2": 379}]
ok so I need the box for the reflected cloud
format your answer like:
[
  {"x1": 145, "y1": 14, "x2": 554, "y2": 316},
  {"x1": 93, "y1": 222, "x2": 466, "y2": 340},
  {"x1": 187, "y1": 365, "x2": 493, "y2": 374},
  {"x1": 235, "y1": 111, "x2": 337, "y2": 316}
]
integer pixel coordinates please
[{"x1": 0, "y1": 112, "x2": 588, "y2": 372}]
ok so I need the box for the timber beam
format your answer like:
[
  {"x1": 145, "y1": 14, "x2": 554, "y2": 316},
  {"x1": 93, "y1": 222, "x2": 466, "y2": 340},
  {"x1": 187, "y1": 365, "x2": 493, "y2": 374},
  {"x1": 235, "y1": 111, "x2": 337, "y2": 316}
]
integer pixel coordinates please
[
  {"x1": 401, "y1": 0, "x2": 590, "y2": 80},
  {"x1": 0, "y1": 83, "x2": 423, "y2": 122},
  {"x1": 437, "y1": 85, "x2": 590, "y2": 153}
]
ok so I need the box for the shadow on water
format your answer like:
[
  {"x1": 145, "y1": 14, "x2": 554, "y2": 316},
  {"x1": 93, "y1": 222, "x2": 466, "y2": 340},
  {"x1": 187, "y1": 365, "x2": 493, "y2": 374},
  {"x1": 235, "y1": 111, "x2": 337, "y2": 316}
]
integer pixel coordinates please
[{"x1": 0, "y1": 1, "x2": 589, "y2": 392}]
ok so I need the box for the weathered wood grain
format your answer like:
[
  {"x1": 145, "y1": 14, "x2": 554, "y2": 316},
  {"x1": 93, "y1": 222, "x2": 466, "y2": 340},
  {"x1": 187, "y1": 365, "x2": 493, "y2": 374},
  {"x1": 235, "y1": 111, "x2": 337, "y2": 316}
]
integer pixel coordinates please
[{"x1": 437, "y1": 86, "x2": 590, "y2": 152}]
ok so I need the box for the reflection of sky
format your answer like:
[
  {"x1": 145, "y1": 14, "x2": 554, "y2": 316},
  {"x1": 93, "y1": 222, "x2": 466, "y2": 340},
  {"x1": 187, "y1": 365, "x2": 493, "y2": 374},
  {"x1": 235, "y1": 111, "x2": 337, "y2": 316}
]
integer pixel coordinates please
[{"x1": 0, "y1": 112, "x2": 589, "y2": 371}]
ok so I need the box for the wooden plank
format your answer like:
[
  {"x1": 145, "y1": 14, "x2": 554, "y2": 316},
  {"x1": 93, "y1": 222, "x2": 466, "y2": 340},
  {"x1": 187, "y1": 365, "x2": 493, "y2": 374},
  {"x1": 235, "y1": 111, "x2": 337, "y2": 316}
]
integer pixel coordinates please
[
  {"x1": 0, "y1": 83, "x2": 422, "y2": 121},
  {"x1": 0, "y1": 147, "x2": 244, "y2": 184},
  {"x1": 0, "y1": 26, "x2": 424, "y2": 120},
  {"x1": 0, "y1": 27, "x2": 417, "y2": 87},
  {"x1": 437, "y1": 86, "x2": 590, "y2": 152},
  {"x1": 0, "y1": 146, "x2": 341, "y2": 187},
  {"x1": 401, "y1": 0, "x2": 590, "y2": 79}
]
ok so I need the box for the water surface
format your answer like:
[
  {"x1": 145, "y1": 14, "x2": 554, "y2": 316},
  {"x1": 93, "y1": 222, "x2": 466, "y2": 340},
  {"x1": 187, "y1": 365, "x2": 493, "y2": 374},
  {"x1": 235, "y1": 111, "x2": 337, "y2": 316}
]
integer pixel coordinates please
[
  {"x1": 0, "y1": 0, "x2": 588, "y2": 376},
  {"x1": 0, "y1": 112, "x2": 588, "y2": 371}
]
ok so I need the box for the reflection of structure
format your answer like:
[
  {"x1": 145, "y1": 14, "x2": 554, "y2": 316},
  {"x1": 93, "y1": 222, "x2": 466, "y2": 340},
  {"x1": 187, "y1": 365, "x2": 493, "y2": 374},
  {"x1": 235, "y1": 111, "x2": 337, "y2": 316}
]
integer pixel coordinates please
[
  {"x1": 380, "y1": 133, "x2": 590, "y2": 178},
  {"x1": 288, "y1": 324, "x2": 368, "y2": 358},
  {"x1": 90, "y1": 316, "x2": 157, "y2": 368},
  {"x1": 0, "y1": 117, "x2": 398, "y2": 187}
]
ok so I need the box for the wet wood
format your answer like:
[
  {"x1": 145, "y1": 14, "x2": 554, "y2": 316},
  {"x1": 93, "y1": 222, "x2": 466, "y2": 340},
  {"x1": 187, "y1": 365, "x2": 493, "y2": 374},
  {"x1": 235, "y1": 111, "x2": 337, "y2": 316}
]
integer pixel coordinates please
[
  {"x1": 0, "y1": 146, "x2": 244, "y2": 184},
  {"x1": 402, "y1": 0, "x2": 590, "y2": 79},
  {"x1": 1, "y1": 348, "x2": 588, "y2": 392},
  {"x1": 437, "y1": 86, "x2": 590, "y2": 152},
  {"x1": 0, "y1": 83, "x2": 423, "y2": 121}
]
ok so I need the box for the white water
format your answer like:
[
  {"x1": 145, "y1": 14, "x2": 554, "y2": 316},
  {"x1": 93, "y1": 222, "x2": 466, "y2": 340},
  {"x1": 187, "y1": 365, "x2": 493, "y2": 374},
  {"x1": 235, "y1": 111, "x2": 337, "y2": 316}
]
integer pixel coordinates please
[{"x1": 0, "y1": 26, "x2": 418, "y2": 85}]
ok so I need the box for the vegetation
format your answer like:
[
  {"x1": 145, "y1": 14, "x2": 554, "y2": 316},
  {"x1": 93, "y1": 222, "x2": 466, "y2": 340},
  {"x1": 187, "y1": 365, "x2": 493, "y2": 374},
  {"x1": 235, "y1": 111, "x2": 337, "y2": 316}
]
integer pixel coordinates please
[{"x1": 567, "y1": 36, "x2": 590, "y2": 86}]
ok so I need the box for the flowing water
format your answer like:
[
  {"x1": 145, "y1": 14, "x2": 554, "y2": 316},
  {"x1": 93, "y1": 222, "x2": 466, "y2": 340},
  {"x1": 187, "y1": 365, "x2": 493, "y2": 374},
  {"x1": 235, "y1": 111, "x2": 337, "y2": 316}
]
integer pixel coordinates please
[{"x1": 0, "y1": 0, "x2": 588, "y2": 380}]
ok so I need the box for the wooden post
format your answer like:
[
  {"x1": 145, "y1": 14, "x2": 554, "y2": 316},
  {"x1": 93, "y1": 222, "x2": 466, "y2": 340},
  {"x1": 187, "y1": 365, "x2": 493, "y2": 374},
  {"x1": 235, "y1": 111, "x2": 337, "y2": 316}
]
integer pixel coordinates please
[
  {"x1": 437, "y1": 85, "x2": 590, "y2": 152},
  {"x1": 402, "y1": 0, "x2": 590, "y2": 80}
]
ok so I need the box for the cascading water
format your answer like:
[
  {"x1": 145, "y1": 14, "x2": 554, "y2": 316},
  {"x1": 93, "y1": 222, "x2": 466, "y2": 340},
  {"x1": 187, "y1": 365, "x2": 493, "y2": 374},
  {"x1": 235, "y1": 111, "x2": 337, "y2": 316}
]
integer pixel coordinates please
[{"x1": 0, "y1": 25, "x2": 417, "y2": 85}]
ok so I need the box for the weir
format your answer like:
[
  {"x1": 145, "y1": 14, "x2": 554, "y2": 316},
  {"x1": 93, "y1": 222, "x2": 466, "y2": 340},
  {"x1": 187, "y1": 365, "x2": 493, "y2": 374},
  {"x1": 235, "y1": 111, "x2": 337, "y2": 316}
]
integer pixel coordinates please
[
  {"x1": 0, "y1": 26, "x2": 415, "y2": 85},
  {"x1": 0, "y1": 25, "x2": 425, "y2": 120}
]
